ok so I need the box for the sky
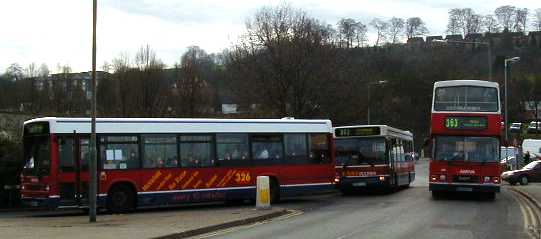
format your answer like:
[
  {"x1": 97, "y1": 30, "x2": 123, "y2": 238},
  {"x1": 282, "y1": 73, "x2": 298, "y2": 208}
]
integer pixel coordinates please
[{"x1": 1, "y1": 0, "x2": 539, "y2": 74}]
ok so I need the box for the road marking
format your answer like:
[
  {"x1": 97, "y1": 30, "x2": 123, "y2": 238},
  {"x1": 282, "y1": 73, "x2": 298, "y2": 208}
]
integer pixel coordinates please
[
  {"x1": 509, "y1": 188, "x2": 541, "y2": 239},
  {"x1": 190, "y1": 210, "x2": 303, "y2": 239}
]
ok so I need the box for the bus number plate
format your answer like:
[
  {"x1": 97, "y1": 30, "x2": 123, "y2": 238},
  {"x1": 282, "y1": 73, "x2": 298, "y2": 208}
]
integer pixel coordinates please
[
  {"x1": 456, "y1": 187, "x2": 472, "y2": 192},
  {"x1": 353, "y1": 182, "x2": 367, "y2": 187}
]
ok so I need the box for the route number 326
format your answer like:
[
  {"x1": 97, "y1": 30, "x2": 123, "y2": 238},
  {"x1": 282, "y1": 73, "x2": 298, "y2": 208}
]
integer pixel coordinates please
[{"x1": 235, "y1": 171, "x2": 251, "y2": 184}]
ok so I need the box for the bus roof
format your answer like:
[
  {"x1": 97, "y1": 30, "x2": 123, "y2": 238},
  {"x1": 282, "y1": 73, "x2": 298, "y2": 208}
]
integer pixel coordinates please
[
  {"x1": 434, "y1": 80, "x2": 499, "y2": 88},
  {"x1": 24, "y1": 117, "x2": 333, "y2": 134},
  {"x1": 333, "y1": 125, "x2": 413, "y2": 141}
]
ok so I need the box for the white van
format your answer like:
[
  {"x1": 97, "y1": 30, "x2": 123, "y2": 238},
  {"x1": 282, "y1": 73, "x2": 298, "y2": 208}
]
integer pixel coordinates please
[{"x1": 522, "y1": 139, "x2": 541, "y2": 159}]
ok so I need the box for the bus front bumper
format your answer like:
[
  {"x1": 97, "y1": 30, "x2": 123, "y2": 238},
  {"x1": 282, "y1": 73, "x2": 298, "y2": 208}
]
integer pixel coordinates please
[
  {"x1": 429, "y1": 183, "x2": 500, "y2": 193},
  {"x1": 21, "y1": 196, "x2": 60, "y2": 208}
]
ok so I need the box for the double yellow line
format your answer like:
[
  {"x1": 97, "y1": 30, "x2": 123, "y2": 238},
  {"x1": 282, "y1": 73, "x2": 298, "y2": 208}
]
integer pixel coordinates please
[{"x1": 510, "y1": 188, "x2": 541, "y2": 239}]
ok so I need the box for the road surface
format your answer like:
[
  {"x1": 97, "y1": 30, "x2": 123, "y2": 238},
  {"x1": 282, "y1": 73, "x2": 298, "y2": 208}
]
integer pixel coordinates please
[{"x1": 201, "y1": 160, "x2": 532, "y2": 239}]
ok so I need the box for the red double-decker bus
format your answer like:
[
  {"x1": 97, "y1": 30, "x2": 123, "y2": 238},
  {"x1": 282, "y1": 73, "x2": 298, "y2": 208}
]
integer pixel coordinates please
[
  {"x1": 20, "y1": 117, "x2": 335, "y2": 212},
  {"x1": 334, "y1": 125, "x2": 415, "y2": 194},
  {"x1": 429, "y1": 80, "x2": 502, "y2": 199}
]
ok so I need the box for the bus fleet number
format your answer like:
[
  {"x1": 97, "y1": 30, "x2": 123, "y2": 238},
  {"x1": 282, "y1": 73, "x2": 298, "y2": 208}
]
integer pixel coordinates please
[{"x1": 234, "y1": 171, "x2": 251, "y2": 184}]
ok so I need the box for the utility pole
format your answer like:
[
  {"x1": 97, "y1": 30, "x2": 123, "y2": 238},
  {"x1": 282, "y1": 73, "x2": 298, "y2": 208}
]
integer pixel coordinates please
[{"x1": 89, "y1": 0, "x2": 97, "y2": 223}]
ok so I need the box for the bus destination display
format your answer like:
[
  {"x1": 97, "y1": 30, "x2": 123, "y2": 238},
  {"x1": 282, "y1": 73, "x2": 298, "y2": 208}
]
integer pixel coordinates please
[
  {"x1": 24, "y1": 123, "x2": 49, "y2": 136},
  {"x1": 444, "y1": 116, "x2": 487, "y2": 130},
  {"x1": 335, "y1": 127, "x2": 380, "y2": 137}
]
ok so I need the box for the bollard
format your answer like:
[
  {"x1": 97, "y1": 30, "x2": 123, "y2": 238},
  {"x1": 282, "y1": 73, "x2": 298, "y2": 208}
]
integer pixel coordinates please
[{"x1": 256, "y1": 176, "x2": 271, "y2": 210}]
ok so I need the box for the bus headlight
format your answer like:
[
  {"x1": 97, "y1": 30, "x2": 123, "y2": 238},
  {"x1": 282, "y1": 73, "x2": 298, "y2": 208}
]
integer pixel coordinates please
[
  {"x1": 492, "y1": 177, "x2": 500, "y2": 184},
  {"x1": 439, "y1": 175, "x2": 446, "y2": 181},
  {"x1": 45, "y1": 185, "x2": 50, "y2": 191},
  {"x1": 484, "y1": 176, "x2": 491, "y2": 183},
  {"x1": 379, "y1": 176, "x2": 386, "y2": 181}
]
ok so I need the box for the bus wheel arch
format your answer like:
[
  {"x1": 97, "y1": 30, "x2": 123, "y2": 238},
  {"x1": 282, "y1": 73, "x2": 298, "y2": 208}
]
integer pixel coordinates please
[
  {"x1": 268, "y1": 176, "x2": 280, "y2": 203},
  {"x1": 107, "y1": 182, "x2": 137, "y2": 213}
]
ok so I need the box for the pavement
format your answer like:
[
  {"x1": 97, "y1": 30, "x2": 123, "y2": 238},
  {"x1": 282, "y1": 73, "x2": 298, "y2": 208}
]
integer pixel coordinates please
[{"x1": 0, "y1": 203, "x2": 287, "y2": 239}]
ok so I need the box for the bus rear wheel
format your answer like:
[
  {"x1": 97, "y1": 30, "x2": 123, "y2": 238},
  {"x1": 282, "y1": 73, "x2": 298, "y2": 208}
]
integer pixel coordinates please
[{"x1": 107, "y1": 184, "x2": 136, "y2": 213}]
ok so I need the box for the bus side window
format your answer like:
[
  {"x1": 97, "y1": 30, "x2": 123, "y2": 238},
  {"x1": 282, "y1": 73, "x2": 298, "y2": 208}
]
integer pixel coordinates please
[
  {"x1": 100, "y1": 135, "x2": 140, "y2": 170},
  {"x1": 180, "y1": 135, "x2": 214, "y2": 168},
  {"x1": 309, "y1": 134, "x2": 330, "y2": 164},
  {"x1": 251, "y1": 134, "x2": 284, "y2": 164},
  {"x1": 142, "y1": 134, "x2": 178, "y2": 169},
  {"x1": 285, "y1": 134, "x2": 308, "y2": 164},
  {"x1": 216, "y1": 134, "x2": 250, "y2": 166}
]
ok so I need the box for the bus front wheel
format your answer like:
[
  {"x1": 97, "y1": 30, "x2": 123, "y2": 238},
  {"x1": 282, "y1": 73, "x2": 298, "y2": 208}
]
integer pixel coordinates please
[{"x1": 107, "y1": 184, "x2": 136, "y2": 213}]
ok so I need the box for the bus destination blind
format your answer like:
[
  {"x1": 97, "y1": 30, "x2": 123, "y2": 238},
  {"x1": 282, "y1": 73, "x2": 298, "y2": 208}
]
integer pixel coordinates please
[
  {"x1": 444, "y1": 116, "x2": 488, "y2": 130},
  {"x1": 335, "y1": 127, "x2": 380, "y2": 137}
]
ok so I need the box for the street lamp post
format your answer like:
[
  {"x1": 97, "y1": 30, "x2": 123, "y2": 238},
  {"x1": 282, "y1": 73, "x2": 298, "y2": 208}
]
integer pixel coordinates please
[
  {"x1": 89, "y1": 0, "x2": 98, "y2": 223},
  {"x1": 367, "y1": 80, "x2": 388, "y2": 125},
  {"x1": 432, "y1": 39, "x2": 492, "y2": 81},
  {"x1": 504, "y1": 57, "x2": 520, "y2": 147}
]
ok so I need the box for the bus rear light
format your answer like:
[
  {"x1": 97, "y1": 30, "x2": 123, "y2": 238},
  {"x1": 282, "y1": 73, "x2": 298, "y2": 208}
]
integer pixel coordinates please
[
  {"x1": 21, "y1": 185, "x2": 26, "y2": 190},
  {"x1": 45, "y1": 185, "x2": 50, "y2": 191}
]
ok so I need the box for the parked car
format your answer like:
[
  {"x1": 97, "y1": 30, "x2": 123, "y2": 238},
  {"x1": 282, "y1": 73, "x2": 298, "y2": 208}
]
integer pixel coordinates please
[
  {"x1": 528, "y1": 121, "x2": 541, "y2": 134},
  {"x1": 501, "y1": 160, "x2": 541, "y2": 185},
  {"x1": 509, "y1": 122, "x2": 522, "y2": 133}
]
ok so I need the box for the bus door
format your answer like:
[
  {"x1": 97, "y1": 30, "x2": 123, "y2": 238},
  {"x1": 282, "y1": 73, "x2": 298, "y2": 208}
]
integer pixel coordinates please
[
  {"x1": 75, "y1": 136, "x2": 91, "y2": 207},
  {"x1": 57, "y1": 134, "x2": 89, "y2": 207}
]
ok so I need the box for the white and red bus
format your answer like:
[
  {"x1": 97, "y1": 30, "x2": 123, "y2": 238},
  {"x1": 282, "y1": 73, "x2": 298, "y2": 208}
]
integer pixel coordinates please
[
  {"x1": 334, "y1": 125, "x2": 415, "y2": 193},
  {"x1": 20, "y1": 117, "x2": 335, "y2": 212},
  {"x1": 429, "y1": 80, "x2": 502, "y2": 199}
]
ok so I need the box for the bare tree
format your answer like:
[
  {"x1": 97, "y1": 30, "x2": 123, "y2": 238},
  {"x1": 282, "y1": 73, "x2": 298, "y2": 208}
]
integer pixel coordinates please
[
  {"x1": 230, "y1": 3, "x2": 338, "y2": 117},
  {"x1": 514, "y1": 8, "x2": 528, "y2": 32},
  {"x1": 483, "y1": 14, "x2": 501, "y2": 33},
  {"x1": 173, "y1": 46, "x2": 215, "y2": 117},
  {"x1": 370, "y1": 18, "x2": 388, "y2": 46},
  {"x1": 534, "y1": 8, "x2": 541, "y2": 31},
  {"x1": 337, "y1": 18, "x2": 357, "y2": 48},
  {"x1": 447, "y1": 8, "x2": 482, "y2": 36},
  {"x1": 447, "y1": 8, "x2": 462, "y2": 35},
  {"x1": 354, "y1": 22, "x2": 368, "y2": 47},
  {"x1": 134, "y1": 45, "x2": 167, "y2": 117},
  {"x1": 387, "y1": 17, "x2": 405, "y2": 44},
  {"x1": 495, "y1": 5, "x2": 516, "y2": 31},
  {"x1": 405, "y1": 17, "x2": 428, "y2": 39},
  {"x1": 4, "y1": 63, "x2": 24, "y2": 81},
  {"x1": 468, "y1": 14, "x2": 483, "y2": 34}
]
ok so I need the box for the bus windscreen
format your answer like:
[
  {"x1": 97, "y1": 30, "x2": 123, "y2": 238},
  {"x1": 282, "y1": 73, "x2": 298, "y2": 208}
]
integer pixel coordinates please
[
  {"x1": 434, "y1": 86, "x2": 498, "y2": 112},
  {"x1": 336, "y1": 138, "x2": 386, "y2": 165},
  {"x1": 23, "y1": 136, "x2": 51, "y2": 176},
  {"x1": 435, "y1": 136, "x2": 499, "y2": 162}
]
